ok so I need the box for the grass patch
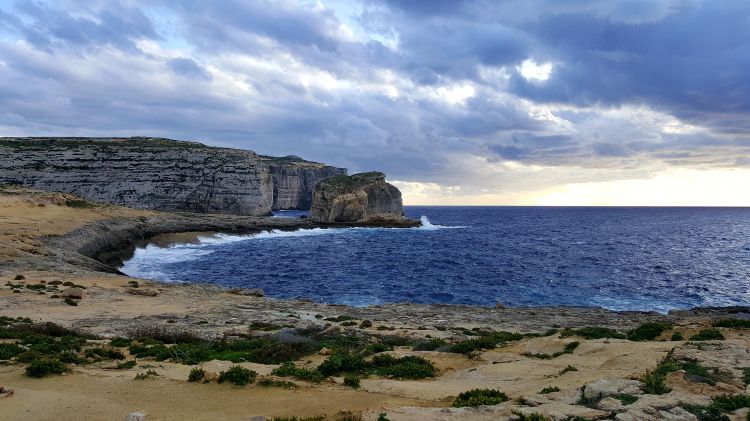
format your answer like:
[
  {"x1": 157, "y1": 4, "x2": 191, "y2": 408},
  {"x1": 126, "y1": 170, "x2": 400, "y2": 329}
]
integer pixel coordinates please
[
  {"x1": 558, "y1": 365, "x2": 578, "y2": 376},
  {"x1": 539, "y1": 386, "x2": 561, "y2": 394},
  {"x1": 257, "y1": 378, "x2": 297, "y2": 389},
  {"x1": 560, "y1": 327, "x2": 625, "y2": 340},
  {"x1": 711, "y1": 318, "x2": 750, "y2": 329},
  {"x1": 524, "y1": 341, "x2": 580, "y2": 359},
  {"x1": 690, "y1": 329, "x2": 725, "y2": 341},
  {"x1": 614, "y1": 394, "x2": 639, "y2": 405},
  {"x1": 412, "y1": 339, "x2": 446, "y2": 351},
  {"x1": 627, "y1": 322, "x2": 672, "y2": 341},
  {"x1": 272, "y1": 362, "x2": 325, "y2": 383},
  {"x1": 218, "y1": 365, "x2": 257, "y2": 386},
  {"x1": 116, "y1": 360, "x2": 137, "y2": 369},
  {"x1": 64, "y1": 198, "x2": 96, "y2": 208},
  {"x1": 449, "y1": 331, "x2": 524, "y2": 354},
  {"x1": 452, "y1": 388, "x2": 509, "y2": 407}
]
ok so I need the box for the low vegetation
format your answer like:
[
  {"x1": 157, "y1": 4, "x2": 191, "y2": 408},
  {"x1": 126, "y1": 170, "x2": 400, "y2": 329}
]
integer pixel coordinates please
[
  {"x1": 560, "y1": 327, "x2": 625, "y2": 340},
  {"x1": 711, "y1": 318, "x2": 750, "y2": 329},
  {"x1": 539, "y1": 386, "x2": 561, "y2": 394},
  {"x1": 25, "y1": 357, "x2": 67, "y2": 378},
  {"x1": 218, "y1": 365, "x2": 257, "y2": 386},
  {"x1": 640, "y1": 355, "x2": 729, "y2": 394},
  {"x1": 689, "y1": 328, "x2": 725, "y2": 341},
  {"x1": 187, "y1": 367, "x2": 206, "y2": 382},
  {"x1": 452, "y1": 388, "x2": 509, "y2": 407},
  {"x1": 683, "y1": 394, "x2": 750, "y2": 421},
  {"x1": 524, "y1": 341, "x2": 580, "y2": 359},
  {"x1": 449, "y1": 331, "x2": 524, "y2": 354},
  {"x1": 626, "y1": 322, "x2": 672, "y2": 341}
]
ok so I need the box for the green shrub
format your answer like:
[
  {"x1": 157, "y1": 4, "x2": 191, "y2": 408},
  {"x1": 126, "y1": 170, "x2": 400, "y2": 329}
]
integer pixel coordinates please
[
  {"x1": 272, "y1": 362, "x2": 324, "y2": 383},
  {"x1": 512, "y1": 412, "x2": 549, "y2": 421},
  {"x1": 614, "y1": 394, "x2": 639, "y2": 405},
  {"x1": 370, "y1": 354, "x2": 436, "y2": 379},
  {"x1": 343, "y1": 374, "x2": 360, "y2": 388},
  {"x1": 257, "y1": 378, "x2": 297, "y2": 388},
  {"x1": 360, "y1": 320, "x2": 373, "y2": 328},
  {"x1": 539, "y1": 386, "x2": 561, "y2": 394},
  {"x1": 560, "y1": 327, "x2": 625, "y2": 340},
  {"x1": 188, "y1": 367, "x2": 206, "y2": 382},
  {"x1": 377, "y1": 414, "x2": 390, "y2": 421},
  {"x1": 65, "y1": 198, "x2": 95, "y2": 208},
  {"x1": 671, "y1": 332, "x2": 684, "y2": 341},
  {"x1": 412, "y1": 339, "x2": 446, "y2": 351},
  {"x1": 84, "y1": 347, "x2": 125, "y2": 360},
  {"x1": 683, "y1": 394, "x2": 750, "y2": 421},
  {"x1": 317, "y1": 352, "x2": 367, "y2": 377},
  {"x1": 25, "y1": 358, "x2": 67, "y2": 377},
  {"x1": 690, "y1": 329, "x2": 724, "y2": 341},
  {"x1": 0, "y1": 343, "x2": 24, "y2": 360},
  {"x1": 64, "y1": 297, "x2": 78, "y2": 306},
  {"x1": 110, "y1": 337, "x2": 131, "y2": 347},
  {"x1": 711, "y1": 318, "x2": 750, "y2": 329},
  {"x1": 218, "y1": 365, "x2": 257, "y2": 386},
  {"x1": 452, "y1": 388, "x2": 509, "y2": 407},
  {"x1": 449, "y1": 331, "x2": 523, "y2": 354},
  {"x1": 116, "y1": 360, "x2": 137, "y2": 369},
  {"x1": 627, "y1": 322, "x2": 672, "y2": 341}
]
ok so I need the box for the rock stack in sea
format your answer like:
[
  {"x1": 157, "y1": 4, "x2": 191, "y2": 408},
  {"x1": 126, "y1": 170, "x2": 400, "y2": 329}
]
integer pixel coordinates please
[{"x1": 309, "y1": 171, "x2": 419, "y2": 227}]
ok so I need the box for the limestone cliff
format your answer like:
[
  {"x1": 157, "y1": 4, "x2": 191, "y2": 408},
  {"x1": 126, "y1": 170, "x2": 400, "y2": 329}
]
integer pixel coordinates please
[
  {"x1": 309, "y1": 172, "x2": 418, "y2": 226},
  {"x1": 260, "y1": 156, "x2": 347, "y2": 210},
  {"x1": 0, "y1": 137, "x2": 346, "y2": 215}
]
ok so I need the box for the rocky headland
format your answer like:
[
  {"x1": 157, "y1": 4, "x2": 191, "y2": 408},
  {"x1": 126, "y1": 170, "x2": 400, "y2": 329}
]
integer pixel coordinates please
[
  {"x1": 0, "y1": 188, "x2": 749, "y2": 421},
  {"x1": 0, "y1": 137, "x2": 346, "y2": 215},
  {"x1": 310, "y1": 171, "x2": 418, "y2": 226}
]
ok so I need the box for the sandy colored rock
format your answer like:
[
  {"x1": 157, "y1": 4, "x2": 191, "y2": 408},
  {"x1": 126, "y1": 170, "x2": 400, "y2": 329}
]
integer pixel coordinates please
[
  {"x1": 583, "y1": 378, "x2": 644, "y2": 399},
  {"x1": 61, "y1": 287, "x2": 84, "y2": 299}
]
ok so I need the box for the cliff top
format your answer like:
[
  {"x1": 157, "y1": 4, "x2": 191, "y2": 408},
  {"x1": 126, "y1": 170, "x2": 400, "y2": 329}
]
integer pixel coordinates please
[
  {"x1": 0, "y1": 137, "x2": 333, "y2": 168},
  {"x1": 316, "y1": 171, "x2": 385, "y2": 192}
]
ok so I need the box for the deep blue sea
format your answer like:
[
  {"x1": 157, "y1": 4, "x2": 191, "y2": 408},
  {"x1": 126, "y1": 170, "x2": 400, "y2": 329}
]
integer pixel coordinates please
[{"x1": 121, "y1": 207, "x2": 750, "y2": 313}]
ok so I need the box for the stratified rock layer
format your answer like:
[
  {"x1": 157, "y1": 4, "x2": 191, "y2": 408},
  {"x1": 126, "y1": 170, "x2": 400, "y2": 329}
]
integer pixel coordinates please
[
  {"x1": 309, "y1": 172, "x2": 413, "y2": 224},
  {"x1": 261, "y1": 156, "x2": 347, "y2": 210},
  {"x1": 0, "y1": 137, "x2": 345, "y2": 215}
]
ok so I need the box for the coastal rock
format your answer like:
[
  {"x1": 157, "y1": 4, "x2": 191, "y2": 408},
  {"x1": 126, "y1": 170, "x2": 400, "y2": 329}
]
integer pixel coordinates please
[
  {"x1": 261, "y1": 156, "x2": 346, "y2": 210},
  {"x1": 124, "y1": 412, "x2": 145, "y2": 421},
  {"x1": 583, "y1": 378, "x2": 644, "y2": 400},
  {"x1": 61, "y1": 287, "x2": 84, "y2": 299},
  {"x1": 309, "y1": 172, "x2": 417, "y2": 225},
  {"x1": 0, "y1": 137, "x2": 346, "y2": 215},
  {"x1": 229, "y1": 288, "x2": 264, "y2": 297}
]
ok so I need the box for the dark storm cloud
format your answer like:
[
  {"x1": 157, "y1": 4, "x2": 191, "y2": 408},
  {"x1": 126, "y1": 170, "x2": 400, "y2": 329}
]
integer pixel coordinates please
[
  {"x1": 0, "y1": 0, "x2": 158, "y2": 52},
  {"x1": 0, "y1": 0, "x2": 749, "y2": 195}
]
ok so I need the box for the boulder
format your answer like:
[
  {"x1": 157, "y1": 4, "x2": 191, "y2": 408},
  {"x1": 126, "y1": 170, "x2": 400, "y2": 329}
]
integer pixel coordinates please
[
  {"x1": 124, "y1": 412, "x2": 145, "y2": 421},
  {"x1": 61, "y1": 287, "x2": 84, "y2": 299},
  {"x1": 583, "y1": 378, "x2": 644, "y2": 400},
  {"x1": 309, "y1": 172, "x2": 418, "y2": 226}
]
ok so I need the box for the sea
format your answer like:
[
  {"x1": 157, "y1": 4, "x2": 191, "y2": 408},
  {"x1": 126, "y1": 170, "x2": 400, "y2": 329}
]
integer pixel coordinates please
[{"x1": 120, "y1": 207, "x2": 750, "y2": 313}]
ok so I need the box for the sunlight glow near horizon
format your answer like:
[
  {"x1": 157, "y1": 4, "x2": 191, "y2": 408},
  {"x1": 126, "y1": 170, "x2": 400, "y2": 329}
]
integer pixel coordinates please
[{"x1": 397, "y1": 169, "x2": 750, "y2": 206}]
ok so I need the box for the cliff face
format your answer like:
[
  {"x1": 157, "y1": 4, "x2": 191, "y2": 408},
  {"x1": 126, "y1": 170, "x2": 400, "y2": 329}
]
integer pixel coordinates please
[
  {"x1": 309, "y1": 172, "x2": 415, "y2": 226},
  {"x1": 0, "y1": 137, "x2": 345, "y2": 215},
  {"x1": 261, "y1": 156, "x2": 347, "y2": 210}
]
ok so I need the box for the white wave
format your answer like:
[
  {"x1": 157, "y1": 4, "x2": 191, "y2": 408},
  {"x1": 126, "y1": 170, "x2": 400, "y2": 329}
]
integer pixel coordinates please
[{"x1": 417, "y1": 215, "x2": 466, "y2": 230}]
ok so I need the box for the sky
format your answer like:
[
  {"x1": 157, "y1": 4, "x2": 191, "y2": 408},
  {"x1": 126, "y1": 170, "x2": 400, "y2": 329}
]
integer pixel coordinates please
[{"x1": 1, "y1": 0, "x2": 749, "y2": 205}]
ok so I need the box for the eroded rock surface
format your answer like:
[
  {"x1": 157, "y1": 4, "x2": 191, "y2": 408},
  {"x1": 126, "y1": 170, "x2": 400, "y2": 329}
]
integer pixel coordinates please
[
  {"x1": 0, "y1": 137, "x2": 346, "y2": 215},
  {"x1": 309, "y1": 172, "x2": 417, "y2": 225}
]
